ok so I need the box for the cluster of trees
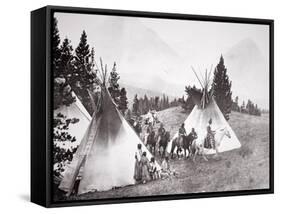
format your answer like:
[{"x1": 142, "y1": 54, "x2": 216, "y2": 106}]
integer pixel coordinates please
[
  {"x1": 232, "y1": 96, "x2": 261, "y2": 116},
  {"x1": 131, "y1": 94, "x2": 171, "y2": 117},
  {"x1": 180, "y1": 86, "x2": 200, "y2": 113},
  {"x1": 53, "y1": 17, "x2": 97, "y2": 114},
  {"x1": 108, "y1": 62, "x2": 128, "y2": 115}
]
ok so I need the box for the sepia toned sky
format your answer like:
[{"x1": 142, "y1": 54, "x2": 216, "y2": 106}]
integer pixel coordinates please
[{"x1": 55, "y1": 12, "x2": 270, "y2": 109}]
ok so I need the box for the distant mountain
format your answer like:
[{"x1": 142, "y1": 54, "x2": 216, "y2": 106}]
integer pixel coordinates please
[
  {"x1": 87, "y1": 16, "x2": 185, "y2": 95},
  {"x1": 224, "y1": 38, "x2": 269, "y2": 109}
]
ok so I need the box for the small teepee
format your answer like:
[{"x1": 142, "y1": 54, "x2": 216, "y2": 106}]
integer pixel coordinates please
[
  {"x1": 167, "y1": 66, "x2": 241, "y2": 154},
  {"x1": 59, "y1": 60, "x2": 160, "y2": 195}
]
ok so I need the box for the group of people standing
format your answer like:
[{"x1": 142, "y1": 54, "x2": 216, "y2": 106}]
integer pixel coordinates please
[
  {"x1": 134, "y1": 143, "x2": 177, "y2": 184},
  {"x1": 134, "y1": 143, "x2": 158, "y2": 184}
]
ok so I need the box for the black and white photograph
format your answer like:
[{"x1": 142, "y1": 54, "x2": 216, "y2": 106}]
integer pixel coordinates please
[{"x1": 51, "y1": 10, "x2": 272, "y2": 203}]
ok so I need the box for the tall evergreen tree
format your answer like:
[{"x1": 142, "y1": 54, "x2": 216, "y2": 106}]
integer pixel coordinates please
[
  {"x1": 59, "y1": 38, "x2": 74, "y2": 77},
  {"x1": 154, "y1": 96, "x2": 160, "y2": 111},
  {"x1": 132, "y1": 94, "x2": 140, "y2": 117},
  {"x1": 119, "y1": 88, "x2": 128, "y2": 115},
  {"x1": 232, "y1": 96, "x2": 240, "y2": 112},
  {"x1": 212, "y1": 55, "x2": 232, "y2": 120},
  {"x1": 125, "y1": 109, "x2": 132, "y2": 123},
  {"x1": 108, "y1": 62, "x2": 121, "y2": 104},
  {"x1": 143, "y1": 95, "x2": 149, "y2": 113},
  {"x1": 72, "y1": 30, "x2": 96, "y2": 114},
  {"x1": 52, "y1": 19, "x2": 75, "y2": 109},
  {"x1": 52, "y1": 17, "x2": 61, "y2": 78},
  {"x1": 241, "y1": 100, "x2": 246, "y2": 113}
]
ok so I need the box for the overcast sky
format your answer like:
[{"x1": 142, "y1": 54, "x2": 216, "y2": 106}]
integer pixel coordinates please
[{"x1": 55, "y1": 12, "x2": 270, "y2": 108}]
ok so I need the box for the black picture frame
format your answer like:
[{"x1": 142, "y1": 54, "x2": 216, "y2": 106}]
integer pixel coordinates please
[{"x1": 31, "y1": 5, "x2": 274, "y2": 208}]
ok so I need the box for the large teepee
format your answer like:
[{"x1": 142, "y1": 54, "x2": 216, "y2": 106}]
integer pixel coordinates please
[
  {"x1": 167, "y1": 67, "x2": 241, "y2": 154},
  {"x1": 59, "y1": 66, "x2": 160, "y2": 195}
]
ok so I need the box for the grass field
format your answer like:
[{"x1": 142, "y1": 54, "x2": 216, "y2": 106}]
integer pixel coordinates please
[{"x1": 63, "y1": 107, "x2": 269, "y2": 201}]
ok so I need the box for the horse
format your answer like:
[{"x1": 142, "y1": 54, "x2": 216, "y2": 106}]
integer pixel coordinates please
[
  {"x1": 146, "y1": 130, "x2": 157, "y2": 155},
  {"x1": 157, "y1": 131, "x2": 170, "y2": 158},
  {"x1": 170, "y1": 133, "x2": 196, "y2": 159},
  {"x1": 191, "y1": 127, "x2": 231, "y2": 162}
]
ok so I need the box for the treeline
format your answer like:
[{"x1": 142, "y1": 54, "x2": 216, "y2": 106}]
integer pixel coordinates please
[
  {"x1": 232, "y1": 96, "x2": 261, "y2": 116},
  {"x1": 130, "y1": 94, "x2": 174, "y2": 117}
]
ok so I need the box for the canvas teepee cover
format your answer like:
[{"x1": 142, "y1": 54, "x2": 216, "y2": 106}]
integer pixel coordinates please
[
  {"x1": 59, "y1": 88, "x2": 160, "y2": 195},
  {"x1": 167, "y1": 68, "x2": 241, "y2": 154}
]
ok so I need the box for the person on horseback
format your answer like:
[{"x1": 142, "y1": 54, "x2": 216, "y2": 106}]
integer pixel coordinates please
[
  {"x1": 178, "y1": 123, "x2": 187, "y2": 140},
  {"x1": 190, "y1": 128, "x2": 198, "y2": 139},
  {"x1": 206, "y1": 118, "x2": 216, "y2": 149},
  {"x1": 158, "y1": 123, "x2": 166, "y2": 138},
  {"x1": 133, "y1": 117, "x2": 142, "y2": 137},
  {"x1": 147, "y1": 122, "x2": 154, "y2": 134}
]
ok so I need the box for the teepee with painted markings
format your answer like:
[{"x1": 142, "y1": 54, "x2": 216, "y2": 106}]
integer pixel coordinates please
[
  {"x1": 167, "y1": 66, "x2": 241, "y2": 154},
  {"x1": 59, "y1": 59, "x2": 160, "y2": 195}
]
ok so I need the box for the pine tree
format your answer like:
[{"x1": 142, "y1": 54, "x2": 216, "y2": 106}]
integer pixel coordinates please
[
  {"x1": 52, "y1": 18, "x2": 75, "y2": 109},
  {"x1": 232, "y1": 96, "x2": 240, "y2": 112},
  {"x1": 132, "y1": 94, "x2": 140, "y2": 117},
  {"x1": 125, "y1": 109, "x2": 132, "y2": 123},
  {"x1": 59, "y1": 38, "x2": 74, "y2": 78},
  {"x1": 166, "y1": 96, "x2": 170, "y2": 108},
  {"x1": 241, "y1": 101, "x2": 246, "y2": 113},
  {"x1": 255, "y1": 104, "x2": 261, "y2": 116},
  {"x1": 119, "y1": 88, "x2": 128, "y2": 115},
  {"x1": 212, "y1": 55, "x2": 232, "y2": 120},
  {"x1": 155, "y1": 96, "x2": 160, "y2": 111},
  {"x1": 143, "y1": 95, "x2": 149, "y2": 113},
  {"x1": 72, "y1": 30, "x2": 96, "y2": 114},
  {"x1": 53, "y1": 17, "x2": 62, "y2": 109},
  {"x1": 52, "y1": 17, "x2": 61, "y2": 78},
  {"x1": 246, "y1": 100, "x2": 253, "y2": 114},
  {"x1": 108, "y1": 62, "x2": 121, "y2": 105}
]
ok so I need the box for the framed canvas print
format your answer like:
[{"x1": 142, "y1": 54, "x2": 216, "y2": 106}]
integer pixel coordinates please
[{"x1": 31, "y1": 5, "x2": 274, "y2": 207}]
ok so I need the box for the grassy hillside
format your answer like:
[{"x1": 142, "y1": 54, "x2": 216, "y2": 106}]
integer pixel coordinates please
[{"x1": 61, "y1": 107, "x2": 269, "y2": 201}]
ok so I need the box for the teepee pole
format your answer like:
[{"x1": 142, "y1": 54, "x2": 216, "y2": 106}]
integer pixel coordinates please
[
  {"x1": 198, "y1": 66, "x2": 205, "y2": 86},
  {"x1": 94, "y1": 59, "x2": 103, "y2": 81},
  {"x1": 191, "y1": 66, "x2": 204, "y2": 89},
  {"x1": 207, "y1": 64, "x2": 213, "y2": 87}
]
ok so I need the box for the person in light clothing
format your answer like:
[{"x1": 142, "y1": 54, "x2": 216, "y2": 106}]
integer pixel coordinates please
[
  {"x1": 206, "y1": 118, "x2": 216, "y2": 149},
  {"x1": 134, "y1": 144, "x2": 143, "y2": 182},
  {"x1": 140, "y1": 152, "x2": 151, "y2": 184},
  {"x1": 149, "y1": 157, "x2": 158, "y2": 180}
]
